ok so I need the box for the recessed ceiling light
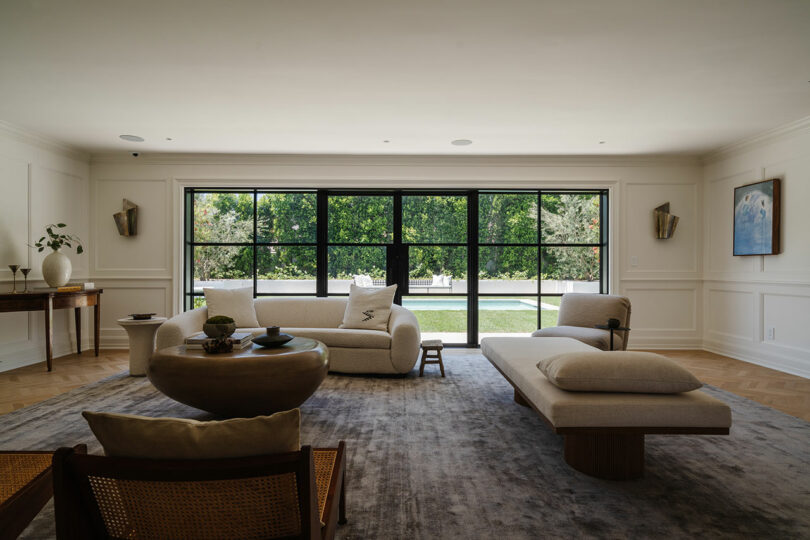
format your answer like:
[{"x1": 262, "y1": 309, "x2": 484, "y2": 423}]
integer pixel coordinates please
[
  {"x1": 451, "y1": 139, "x2": 472, "y2": 146},
  {"x1": 119, "y1": 134, "x2": 144, "y2": 142}
]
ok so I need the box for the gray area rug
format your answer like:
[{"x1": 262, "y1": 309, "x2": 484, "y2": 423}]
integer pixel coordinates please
[{"x1": 2, "y1": 350, "x2": 809, "y2": 539}]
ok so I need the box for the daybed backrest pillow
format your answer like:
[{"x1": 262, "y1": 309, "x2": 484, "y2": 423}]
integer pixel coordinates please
[
  {"x1": 203, "y1": 287, "x2": 259, "y2": 328},
  {"x1": 83, "y1": 409, "x2": 300, "y2": 459},
  {"x1": 340, "y1": 284, "x2": 397, "y2": 331},
  {"x1": 537, "y1": 351, "x2": 702, "y2": 394}
]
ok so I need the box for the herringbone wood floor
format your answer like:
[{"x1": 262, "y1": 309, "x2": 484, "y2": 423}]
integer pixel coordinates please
[
  {"x1": 0, "y1": 350, "x2": 128, "y2": 415},
  {"x1": 1, "y1": 349, "x2": 808, "y2": 421}
]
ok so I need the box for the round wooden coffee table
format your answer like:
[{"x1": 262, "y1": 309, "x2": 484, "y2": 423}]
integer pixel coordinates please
[{"x1": 148, "y1": 337, "x2": 328, "y2": 417}]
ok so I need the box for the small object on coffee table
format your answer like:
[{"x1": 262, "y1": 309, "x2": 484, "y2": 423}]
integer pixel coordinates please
[
  {"x1": 202, "y1": 336, "x2": 234, "y2": 354},
  {"x1": 253, "y1": 325, "x2": 294, "y2": 348},
  {"x1": 129, "y1": 312, "x2": 156, "y2": 320},
  {"x1": 419, "y1": 339, "x2": 445, "y2": 377},
  {"x1": 203, "y1": 315, "x2": 236, "y2": 338},
  {"x1": 594, "y1": 321, "x2": 630, "y2": 351}
]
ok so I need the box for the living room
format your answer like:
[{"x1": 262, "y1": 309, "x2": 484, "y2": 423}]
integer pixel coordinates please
[{"x1": 1, "y1": 1, "x2": 809, "y2": 538}]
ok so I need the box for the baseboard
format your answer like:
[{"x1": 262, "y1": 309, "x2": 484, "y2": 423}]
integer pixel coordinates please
[
  {"x1": 99, "y1": 328, "x2": 130, "y2": 349},
  {"x1": 702, "y1": 338, "x2": 810, "y2": 379},
  {"x1": 0, "y1": 339, "x2": 83, "y2": 372},
  {"x1": 627, "y1": 337, "x2": 703, "y2": 350}
]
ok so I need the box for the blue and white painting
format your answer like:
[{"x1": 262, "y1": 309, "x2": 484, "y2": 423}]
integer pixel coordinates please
[{"x1": 733, "y1": 180, "x2": 778, "y2": 256}]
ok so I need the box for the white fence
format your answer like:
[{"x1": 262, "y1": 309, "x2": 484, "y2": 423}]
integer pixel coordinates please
[{"x1": 194, "y1": 279, "x2": 599, "y2": 295}]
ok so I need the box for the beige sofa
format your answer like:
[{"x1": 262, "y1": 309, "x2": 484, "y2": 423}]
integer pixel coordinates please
[{"x1": 155, "y1": 297, "x2": 421, "y2": 375}]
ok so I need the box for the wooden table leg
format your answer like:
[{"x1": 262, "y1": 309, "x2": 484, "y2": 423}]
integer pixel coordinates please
[
  {"x1": 74, "y1": 307, "x2": 82, "y2": 355},
  {"x1": 44, "y1": 296, "x2": 53, "y2": 371},
  {"x1": 93, "y1": 295, "x2": 100, "y2": 356}
]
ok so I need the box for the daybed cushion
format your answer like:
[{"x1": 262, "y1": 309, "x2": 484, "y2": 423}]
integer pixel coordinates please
[
  {"x1": 340, "y1": 284, "x2": 397, "y2": 331},
  {"x1": 83, "y1": 409, "x2": 300, "y2": 459},
  {"x1": 203, "y1": 287, "x2": 260, "y2": 328},
  {"x1": 531, "y1": 326, "x2": 621, "y2": 351},
  {"x1": 481, "y1": 337, "x2": 731, "y2": 429},
  {"x1": 538, "y1": 351, "x2": 702, "y2": 394}
]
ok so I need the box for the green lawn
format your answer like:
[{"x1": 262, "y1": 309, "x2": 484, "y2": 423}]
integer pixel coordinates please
[{"x1": 413, "y1": 308, "x2": 559, "y2": 333}]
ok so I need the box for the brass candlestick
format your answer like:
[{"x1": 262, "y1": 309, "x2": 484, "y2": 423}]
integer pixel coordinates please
[
  {"x1": 8, "y1": 265, "x2": 19, "y2": 294},
  {"x1": 20, "y1": 268, "x2": 31, "y2": 293}
]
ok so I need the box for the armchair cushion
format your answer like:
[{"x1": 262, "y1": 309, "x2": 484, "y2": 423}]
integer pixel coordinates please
[
  {"x1": 82, "y1": 409, "x2": 300, "y2": 459},
  {"x1": 557, "y1": 293, "x2": 631, "y2": 329},
  {"x1": 532, "y1": 326, "x2": 620, "y2": 351}
]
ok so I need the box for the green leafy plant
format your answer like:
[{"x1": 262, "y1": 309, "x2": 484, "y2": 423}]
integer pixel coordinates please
[
  {"x1": 32, "y1": 223, "x2": 84, "y2": 254},
  {"x1": 205, "y1": 315, "x2": 234, "y2": 324}
]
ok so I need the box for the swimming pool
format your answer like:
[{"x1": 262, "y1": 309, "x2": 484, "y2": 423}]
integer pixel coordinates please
[{"x1": 402, "y1": 298, "x2": 539, "y2": 311}]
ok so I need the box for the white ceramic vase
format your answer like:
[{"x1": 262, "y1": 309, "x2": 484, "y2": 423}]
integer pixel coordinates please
[{"x1": 42, "y1": 249, "x2": 72, "y2": 287}]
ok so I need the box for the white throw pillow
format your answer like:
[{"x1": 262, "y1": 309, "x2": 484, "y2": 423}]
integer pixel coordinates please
[
  {"x1": 340, "y1": 284, "x2": 397, "y2": 331},
  {"x1": 203, "y1": 287, "x2": 259, "y2": 328}
]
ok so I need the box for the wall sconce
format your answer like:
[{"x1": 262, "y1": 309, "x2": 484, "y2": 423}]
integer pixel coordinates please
[
  {"x1": 114, "y1": 199, "x2": 138, "y2": 236},
  {"x1": 654, "y1": 202, "x2": 679, "y2": 239}
]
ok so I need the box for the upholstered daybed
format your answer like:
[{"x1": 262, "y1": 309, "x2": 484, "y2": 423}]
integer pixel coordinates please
[
  {"x1": 481, "y1": 337, "x2": 732, "y2": 480},
  {"x1": 155, "y1": 297, "x2": 421, "y2": 375}
]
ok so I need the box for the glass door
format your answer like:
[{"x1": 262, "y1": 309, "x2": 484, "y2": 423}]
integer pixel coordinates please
[
  {"x1": 400, "y1": 193, "x2": 468, "y2": 345},
  {"x1": 326, "y1": 193, "x2": 394, "y2": 294}
]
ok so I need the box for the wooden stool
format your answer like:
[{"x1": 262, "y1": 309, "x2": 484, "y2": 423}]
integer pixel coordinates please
[{"x1": 419, "y1": 339, "x2": 445, "y2": 377}]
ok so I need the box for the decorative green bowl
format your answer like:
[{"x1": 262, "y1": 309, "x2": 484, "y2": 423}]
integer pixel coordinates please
[{"x1": 202, "y1": 322, "x2": 236, "y2": 338}]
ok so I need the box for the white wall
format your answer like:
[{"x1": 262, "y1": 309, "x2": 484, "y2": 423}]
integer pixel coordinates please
[
  {"x1": 88, "y1": 154, "x2": 704, "y2": 350},
  {"x1": 702, "y1": 118, "x2": 810, "y2": 378},
  {"x1": 0, "y1": 123, "x2": 91, "y2": 371}
]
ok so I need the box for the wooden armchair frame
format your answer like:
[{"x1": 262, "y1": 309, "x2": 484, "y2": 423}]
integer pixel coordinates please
[{"x1": 53, "y1": 442, "x2": 346, "y2": 540}]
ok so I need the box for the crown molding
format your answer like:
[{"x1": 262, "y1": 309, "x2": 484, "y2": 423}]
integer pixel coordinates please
[
  {"x1": 0, "y1": 120, "x2": 90, "y2": 162},
  {"x1": 89, "y1": 151, "x2": 700, "y2": 167},
  {"x1": 701, "y1": 115, "x2": 810, "y2": 165}
]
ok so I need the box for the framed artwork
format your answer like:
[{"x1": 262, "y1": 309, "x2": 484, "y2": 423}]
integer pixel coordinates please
[{"x1": 733, "y1": 178, "x2": 780, "y2": 256}]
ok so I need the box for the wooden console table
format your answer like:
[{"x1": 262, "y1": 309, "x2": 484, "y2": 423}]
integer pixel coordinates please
[{"x1": 0, "y1": 289, "x2": 103, "y2": 371}]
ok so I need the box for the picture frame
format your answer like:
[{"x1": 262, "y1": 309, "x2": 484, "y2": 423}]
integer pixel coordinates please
[{"x1": 733, "y1": 178, "x2": 780, "y2": 256}]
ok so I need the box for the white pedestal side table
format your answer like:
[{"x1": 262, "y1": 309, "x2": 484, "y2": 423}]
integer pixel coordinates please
[{"x1": 116, "y1": 317, "x2": 167, "y2": 376}]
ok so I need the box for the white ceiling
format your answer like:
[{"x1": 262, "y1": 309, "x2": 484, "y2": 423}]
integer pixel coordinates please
[{"x1": 1, "y1": 0, "x2": 809, "y2": 156}]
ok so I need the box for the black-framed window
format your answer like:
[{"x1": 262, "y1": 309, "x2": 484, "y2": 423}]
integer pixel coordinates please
[{"x1": 184, "y1": 188, "x2": 608, "y2": 345}]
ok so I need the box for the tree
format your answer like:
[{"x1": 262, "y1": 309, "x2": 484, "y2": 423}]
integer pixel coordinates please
[
  {"x1": 193, "y1": 194, "x2": 252, "y2": 281},
  {"x1": 541, "y1": 194, "x2": 600, "y2": 281}
]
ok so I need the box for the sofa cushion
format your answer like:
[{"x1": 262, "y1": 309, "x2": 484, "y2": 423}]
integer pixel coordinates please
[
  {"x1": 82, "y1": 409, "x2": 300, "y2": 459},
  {"x1": 538, "y1": 351, "x2": 702, "y2": 394},
  {"x1": 254, "y1": 297, "x2": 347, "y2": 328},
  {"x1": 532, "y1": 326, "x2": 621, "y2": 351},
  {"x1": 203, "y1": 287, "x2": 259, "y2": 328},
  {"x1": 282, "y1": 328, "x2": 391, "y2": 349},
  {"x1": 340, "y1": 284, "x2": 397, "y2": 331}
]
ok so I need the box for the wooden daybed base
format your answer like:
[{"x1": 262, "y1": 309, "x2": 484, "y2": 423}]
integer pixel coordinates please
[{"x1": 482, "y1": 337, "x2": 732, "y2": 481}]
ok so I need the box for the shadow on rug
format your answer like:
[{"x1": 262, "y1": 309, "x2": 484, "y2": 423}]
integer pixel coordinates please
[{"x1": 2, "y1": 350, "x2": 808, "y2": 539}]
